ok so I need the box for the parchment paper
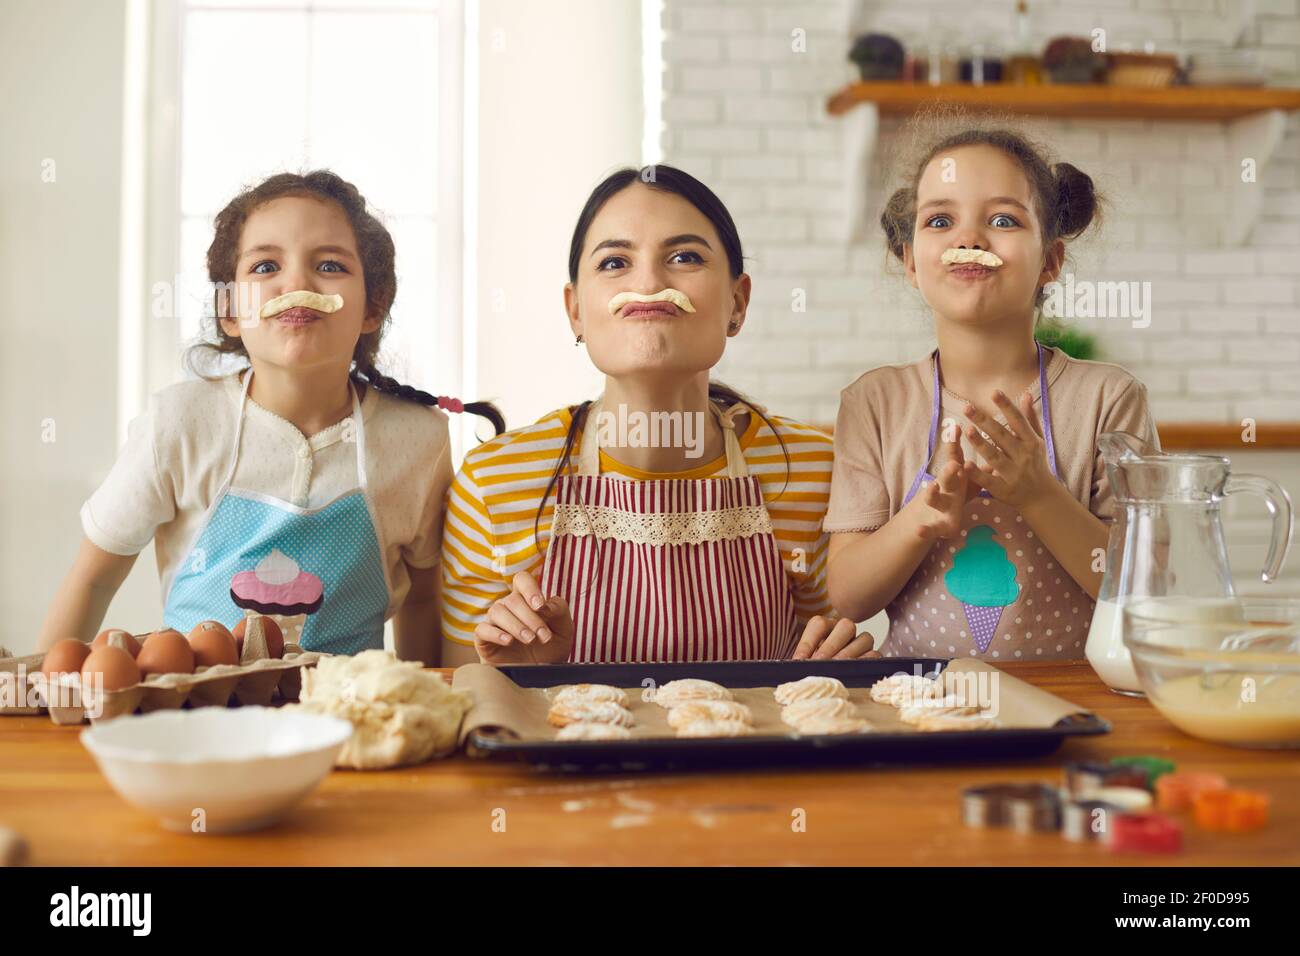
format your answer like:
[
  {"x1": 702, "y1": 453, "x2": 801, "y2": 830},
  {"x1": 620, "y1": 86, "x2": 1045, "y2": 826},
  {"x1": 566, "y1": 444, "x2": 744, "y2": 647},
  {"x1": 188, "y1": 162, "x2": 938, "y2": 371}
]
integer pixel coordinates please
[{"x1": 453, "y1": 659, "x2": 1091, "y2": 745}]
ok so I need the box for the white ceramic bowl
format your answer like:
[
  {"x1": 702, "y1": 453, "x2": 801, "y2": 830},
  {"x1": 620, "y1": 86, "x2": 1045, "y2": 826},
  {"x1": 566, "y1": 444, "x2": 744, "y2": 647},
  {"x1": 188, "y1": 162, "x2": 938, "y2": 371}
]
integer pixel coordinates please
[{"x1": 81, "y1": 706, "x2": 353, "y2": 833}]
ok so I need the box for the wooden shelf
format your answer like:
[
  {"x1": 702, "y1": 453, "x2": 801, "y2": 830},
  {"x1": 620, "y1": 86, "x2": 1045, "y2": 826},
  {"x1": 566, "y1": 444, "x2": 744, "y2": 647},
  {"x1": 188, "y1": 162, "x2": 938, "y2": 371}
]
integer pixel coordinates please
[{"x1": 826, "y1": 81, "x2": 1300, "y2": 120}]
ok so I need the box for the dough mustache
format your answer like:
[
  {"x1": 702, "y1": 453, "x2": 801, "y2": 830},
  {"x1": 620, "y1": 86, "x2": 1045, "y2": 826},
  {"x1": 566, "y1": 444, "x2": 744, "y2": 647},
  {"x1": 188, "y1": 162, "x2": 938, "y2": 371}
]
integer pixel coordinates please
[
  {"x1": 608, "y1": 289, "x2": 696, "y2": 315},
  {"x1": 941, "y1": 249, "x2": 1004, "y2": 269},
  {"x1": 259, "y1": 290, "x2": 345, "y2": 320}
]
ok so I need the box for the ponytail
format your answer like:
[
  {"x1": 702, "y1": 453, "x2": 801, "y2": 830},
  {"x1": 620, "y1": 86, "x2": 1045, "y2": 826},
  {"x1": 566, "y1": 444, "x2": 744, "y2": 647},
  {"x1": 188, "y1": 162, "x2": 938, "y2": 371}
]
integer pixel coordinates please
[{"x1": 351, "y1": 359, "x2": 506, "y2": 437}]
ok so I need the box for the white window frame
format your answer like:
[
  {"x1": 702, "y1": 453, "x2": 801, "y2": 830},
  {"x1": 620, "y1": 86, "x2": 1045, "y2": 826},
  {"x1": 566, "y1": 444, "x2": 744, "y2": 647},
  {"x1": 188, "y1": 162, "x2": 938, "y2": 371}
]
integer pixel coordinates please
[{"x1": 122, "y1": 0, "x2": 470, "y2": 461}]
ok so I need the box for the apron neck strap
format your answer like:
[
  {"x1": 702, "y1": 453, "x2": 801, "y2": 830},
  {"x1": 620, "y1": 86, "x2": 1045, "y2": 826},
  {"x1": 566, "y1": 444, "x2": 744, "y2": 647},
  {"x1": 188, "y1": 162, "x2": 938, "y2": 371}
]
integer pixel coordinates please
[
  {"x1": 922, "y1": 342, "x2": 1058, "y2": 479},
  {"x1": 577, "y1": 398, "x2": 750, "y2": 478},
  {"x1": 228, "y1": 369, "x2": 369, "y2": 490}
]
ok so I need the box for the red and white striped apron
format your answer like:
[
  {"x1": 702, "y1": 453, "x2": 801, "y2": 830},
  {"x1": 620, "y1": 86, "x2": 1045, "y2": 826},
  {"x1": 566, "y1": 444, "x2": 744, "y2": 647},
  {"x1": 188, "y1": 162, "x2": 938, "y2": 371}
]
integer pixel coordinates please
[{"x1": 539, "y1": 399, "x2": 797, "y2": 663}]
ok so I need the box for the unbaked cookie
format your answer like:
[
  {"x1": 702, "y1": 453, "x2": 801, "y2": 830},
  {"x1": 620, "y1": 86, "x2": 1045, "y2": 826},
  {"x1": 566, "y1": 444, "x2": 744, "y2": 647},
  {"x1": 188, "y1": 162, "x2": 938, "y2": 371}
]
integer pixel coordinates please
[
  {"x1": 555, "y1": 721, "x2": 633, "y2": 741},
  {"x1": 790, "y1": 715, "x2": 873, "y2": 735},
  {"x1": 666, "y1": 700, "x2": 753, "y2": 730},
  {"x1": 551, "y1": 683, "x2": 628, "y2": 708},
  {"x1": 547, "y1": 700, "x2": 635, "y2": 728},
  {"x1": 898, "y1": 694, "x2": 982, "y2": 727},
  {"x1": 911, "y1": 711, "x2": 1001, "y2": 732},
  {"x1": 674, "y1": 718, "x2": 752, "y2": 738},
  {"x1": 870, "y1": 674, "x2": 937, "y2": 707},
  {"x1": 780, "y1": 696, "x2": 858, "y2": 728},
  {"x1": 773, "y1": 675, "x2": 848, "y2": 706},
  {"x1": 653, "y1": 678, "x2": 732, "y2": 708}
]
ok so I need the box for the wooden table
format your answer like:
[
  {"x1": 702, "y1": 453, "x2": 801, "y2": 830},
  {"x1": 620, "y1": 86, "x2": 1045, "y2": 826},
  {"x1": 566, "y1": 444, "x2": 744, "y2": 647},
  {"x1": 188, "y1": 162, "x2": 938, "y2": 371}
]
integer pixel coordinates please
[{"x1": 3, "y1": 662, "x2": 1297, "y2": 866}]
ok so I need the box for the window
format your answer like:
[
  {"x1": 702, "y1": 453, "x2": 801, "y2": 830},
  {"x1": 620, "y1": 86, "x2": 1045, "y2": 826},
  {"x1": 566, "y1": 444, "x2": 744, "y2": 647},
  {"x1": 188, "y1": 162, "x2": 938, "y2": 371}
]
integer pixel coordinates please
[{"x1": 169, "y1": 0, "x2": 459, "y2": 415}]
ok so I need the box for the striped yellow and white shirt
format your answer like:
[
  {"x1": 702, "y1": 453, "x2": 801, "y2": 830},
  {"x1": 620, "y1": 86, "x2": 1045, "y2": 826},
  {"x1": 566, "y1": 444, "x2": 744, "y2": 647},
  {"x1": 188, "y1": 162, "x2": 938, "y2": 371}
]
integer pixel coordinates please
[{"x1": 441, "y1": 403, "x2": 835, "y2": 649}]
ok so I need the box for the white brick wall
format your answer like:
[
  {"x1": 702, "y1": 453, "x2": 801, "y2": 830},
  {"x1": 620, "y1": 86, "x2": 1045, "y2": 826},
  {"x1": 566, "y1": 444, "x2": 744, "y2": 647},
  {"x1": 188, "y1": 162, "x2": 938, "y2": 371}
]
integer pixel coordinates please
[{"x1": 659, "y1": 0, "x2": 1300, "y2": 425}]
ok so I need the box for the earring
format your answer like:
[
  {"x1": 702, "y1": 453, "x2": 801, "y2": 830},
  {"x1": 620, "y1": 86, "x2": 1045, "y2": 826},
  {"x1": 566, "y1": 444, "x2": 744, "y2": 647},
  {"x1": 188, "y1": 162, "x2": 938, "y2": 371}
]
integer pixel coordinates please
[
  {"x1": 727, "y1": 323, "x2": 738, "y2": 333},
  {"x1": 575, "y1": 334, "x2": 584, "y2": 346}
]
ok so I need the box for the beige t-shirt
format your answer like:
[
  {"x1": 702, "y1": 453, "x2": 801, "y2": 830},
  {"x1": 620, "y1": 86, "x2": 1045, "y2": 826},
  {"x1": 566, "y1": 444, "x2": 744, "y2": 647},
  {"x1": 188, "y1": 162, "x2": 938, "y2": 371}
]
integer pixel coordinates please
[
  {"x1": 81, "y1": 372, "x2": 453, "y2": 618},
  {"x1": 824, "y1": 347, "x2": 1159, "y2": 533}
]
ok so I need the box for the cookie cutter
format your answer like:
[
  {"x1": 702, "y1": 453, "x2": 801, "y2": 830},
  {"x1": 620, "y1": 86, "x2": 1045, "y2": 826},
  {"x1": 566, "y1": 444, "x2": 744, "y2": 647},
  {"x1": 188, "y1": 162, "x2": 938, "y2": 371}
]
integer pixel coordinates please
[{"x1": 961, "y1": 783, "x2": 1062, "y2": 833}]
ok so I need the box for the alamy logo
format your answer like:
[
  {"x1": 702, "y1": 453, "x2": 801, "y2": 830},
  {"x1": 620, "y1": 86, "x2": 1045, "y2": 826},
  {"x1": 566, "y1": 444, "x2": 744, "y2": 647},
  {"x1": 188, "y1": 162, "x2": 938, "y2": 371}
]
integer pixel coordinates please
[{"x1": 49, "y1": 886, "x2": 151, "y2": 936}]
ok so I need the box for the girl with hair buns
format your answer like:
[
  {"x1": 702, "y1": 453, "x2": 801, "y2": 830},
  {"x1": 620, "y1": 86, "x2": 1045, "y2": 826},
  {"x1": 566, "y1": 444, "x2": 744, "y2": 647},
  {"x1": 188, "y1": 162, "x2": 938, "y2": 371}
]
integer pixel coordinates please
[
  {"x1": 824, "y1": 121, "x2": 1158, "y2": 661},
  {"x1": 38, "y1": 170, "x2": 502, "y2": 661}
]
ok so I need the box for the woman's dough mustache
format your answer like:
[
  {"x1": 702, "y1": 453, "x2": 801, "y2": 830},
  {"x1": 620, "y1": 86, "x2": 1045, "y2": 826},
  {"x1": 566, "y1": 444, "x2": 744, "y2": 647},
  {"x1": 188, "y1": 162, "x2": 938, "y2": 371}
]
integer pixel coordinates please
[
  {"x1": 608, "y1": 289, "x2": 697, "y2": 314},
  {"x1": 259, "y1": 290, "x2": 345, "y2": 319},
  {"x1": 940, "y1": 249, "x2": 1003, "y2": 268}
]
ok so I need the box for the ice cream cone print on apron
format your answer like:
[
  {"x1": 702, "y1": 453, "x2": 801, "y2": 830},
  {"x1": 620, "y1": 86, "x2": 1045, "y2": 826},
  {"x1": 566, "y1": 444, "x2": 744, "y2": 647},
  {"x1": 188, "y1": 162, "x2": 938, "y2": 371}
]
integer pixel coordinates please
[
  {"x1": 539, "y1": 399, "x2": 797, "y2": 662},
  {"x1": 885, "y1": 344, "x2": 1095, "y2": 660},
  {"x1": 163, "y1": 371, "x2": 391, "y2": 655}
]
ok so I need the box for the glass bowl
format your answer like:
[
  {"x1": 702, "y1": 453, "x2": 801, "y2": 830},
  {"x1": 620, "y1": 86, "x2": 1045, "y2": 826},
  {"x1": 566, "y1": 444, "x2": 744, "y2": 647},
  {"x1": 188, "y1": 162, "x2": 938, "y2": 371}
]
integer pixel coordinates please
[{"x1": 1123, "y1": 596, "x2": 1300, "y2": 749}]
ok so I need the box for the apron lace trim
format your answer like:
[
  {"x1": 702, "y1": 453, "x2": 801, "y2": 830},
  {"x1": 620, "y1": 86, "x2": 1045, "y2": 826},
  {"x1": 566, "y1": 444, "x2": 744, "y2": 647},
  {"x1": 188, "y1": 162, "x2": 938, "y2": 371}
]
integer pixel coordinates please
[{"x1": 551, "y1": 502, "x2": 774, "y2": 545}]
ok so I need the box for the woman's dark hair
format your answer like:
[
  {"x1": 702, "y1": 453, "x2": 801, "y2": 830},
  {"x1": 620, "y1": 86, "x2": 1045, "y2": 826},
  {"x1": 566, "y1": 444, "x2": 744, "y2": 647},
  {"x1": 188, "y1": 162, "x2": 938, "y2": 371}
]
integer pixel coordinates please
[
  {"x1": 536, "y1": 164, "x2": 789, "y2": 550},
  {"x1": 188, "y1": 169, "x2": 505, "y2": 436},
  {"x1": 879, "y1": 108, "x2": 1103, "y2": 306}
]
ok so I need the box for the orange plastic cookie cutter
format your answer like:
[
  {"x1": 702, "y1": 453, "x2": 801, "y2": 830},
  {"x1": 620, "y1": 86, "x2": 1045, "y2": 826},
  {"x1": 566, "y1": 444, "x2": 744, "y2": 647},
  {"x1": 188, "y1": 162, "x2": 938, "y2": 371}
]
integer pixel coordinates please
[
  {"x1": 1155, "y1": 772, "x2": 1228, "y2": 812},
  {"x1": 1192, "y1": 788, "x2": 1270, "y2": 832}
]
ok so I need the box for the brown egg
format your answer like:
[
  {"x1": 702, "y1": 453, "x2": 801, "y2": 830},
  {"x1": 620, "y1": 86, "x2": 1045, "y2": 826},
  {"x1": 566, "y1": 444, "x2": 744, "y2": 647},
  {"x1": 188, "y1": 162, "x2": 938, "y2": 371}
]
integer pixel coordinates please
[
  {"x1": 187, "y1": 620, "x2": 238, "y2": 667},
  {"x1": 80, "y1": 645, "x2": 142, "y2": 692},
  {"x1": 41, "y1": 639, "x2": 91, "y2": 678},
  {"x1": 136, "y1": 629, "x2": 196, "y2": 676},
  {"x1": 232, "y1": 615, "x2": 284, "y2": 659},
  {"x1": 91, "y1": 628, "x2": 141, "y2": 658}
]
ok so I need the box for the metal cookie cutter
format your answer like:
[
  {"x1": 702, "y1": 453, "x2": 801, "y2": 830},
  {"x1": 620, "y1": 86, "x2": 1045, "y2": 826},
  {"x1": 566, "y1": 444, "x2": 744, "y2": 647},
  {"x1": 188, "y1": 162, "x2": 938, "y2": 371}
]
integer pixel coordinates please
[
  {"x1": 961, "y1": 783, "x2": 1062, "y2": 833},
  {"x1": 1062, "y1": 760, "x2": 1148, "y2": 796},
  {"x1": 1062, "y1": 798, "x2": 1123, "y2": 843}
]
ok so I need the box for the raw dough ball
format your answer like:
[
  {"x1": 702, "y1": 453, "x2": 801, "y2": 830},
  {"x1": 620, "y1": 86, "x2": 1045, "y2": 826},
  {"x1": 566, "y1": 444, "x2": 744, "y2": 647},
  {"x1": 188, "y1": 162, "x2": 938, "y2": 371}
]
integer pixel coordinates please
[
  {"x1": 780, "y1": 696, "x2": 858, "y2": 728},
  {"x1": 674, "y1": 718, "x2": 752, "y2": 738},
  {"x1": 289, "y1": 650, "x2": 471, "y2": 769},
  {"x1": 774, "y1": 675, "x2": 848, "y2": 706},
  {"x1": 653, "y1": 678, "x2": 732, "y2": 708},
  {"x1": 666, "y1": 700, "x2": 753, "y2": 730},
  {"x1": 547, "y1": 700, "x2": 634, "y2": 728},
  {"x1": 555, "y1": 721, "x2": 633, "y2": 741},
  {"x1": 551, "y1": 683, "x2": 628, "y2": 708}
]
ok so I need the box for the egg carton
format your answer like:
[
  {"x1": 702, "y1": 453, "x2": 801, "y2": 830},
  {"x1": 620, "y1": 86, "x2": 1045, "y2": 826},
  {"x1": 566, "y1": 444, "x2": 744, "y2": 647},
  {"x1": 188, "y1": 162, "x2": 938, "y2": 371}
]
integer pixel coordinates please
[{"x1": 0, "y1": 626, "x2": 327, "y2": 724}]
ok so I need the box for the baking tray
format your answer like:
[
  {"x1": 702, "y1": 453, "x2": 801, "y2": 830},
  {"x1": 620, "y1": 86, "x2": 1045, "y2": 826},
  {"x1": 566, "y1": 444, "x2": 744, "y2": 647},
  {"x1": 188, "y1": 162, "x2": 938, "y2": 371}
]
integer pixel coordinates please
[{"x1": 465, "y1": 658, "x2": 1110, "y2": 772}]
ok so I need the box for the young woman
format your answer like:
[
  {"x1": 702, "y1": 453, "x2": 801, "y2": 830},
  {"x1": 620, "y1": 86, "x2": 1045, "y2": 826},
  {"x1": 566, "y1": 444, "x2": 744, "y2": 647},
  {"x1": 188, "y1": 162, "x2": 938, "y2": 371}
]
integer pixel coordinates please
[
  {"x1": 38, "y1": 171, "x2": 502, "y2": 662},
  {"x1": 441, "y1": 165, "x2": 873, "y2": 665},
  {"x1": 825, "y1": 123, "x2": 1158, "y2": 660}
]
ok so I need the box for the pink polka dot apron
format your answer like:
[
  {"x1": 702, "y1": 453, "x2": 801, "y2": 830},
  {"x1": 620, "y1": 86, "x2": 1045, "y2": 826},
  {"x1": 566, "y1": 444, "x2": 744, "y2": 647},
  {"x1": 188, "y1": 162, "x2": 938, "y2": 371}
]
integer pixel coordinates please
[
  {"x1": 163, "y1": 371, "x2": 391, "y2": 655},
  {"x1": 884, "y1": 344, "x2": 1095, "y2": 661},
  {"x1": 539, "y1": 399, "x2": 797, "y2": 662}
]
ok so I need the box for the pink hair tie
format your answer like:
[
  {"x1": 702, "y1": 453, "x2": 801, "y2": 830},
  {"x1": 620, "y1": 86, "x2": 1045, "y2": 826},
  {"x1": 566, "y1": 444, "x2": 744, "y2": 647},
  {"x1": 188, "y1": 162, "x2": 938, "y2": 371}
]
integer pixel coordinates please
[{"x1": 438, "y1": 396, "x2": 465, "y2": 414}]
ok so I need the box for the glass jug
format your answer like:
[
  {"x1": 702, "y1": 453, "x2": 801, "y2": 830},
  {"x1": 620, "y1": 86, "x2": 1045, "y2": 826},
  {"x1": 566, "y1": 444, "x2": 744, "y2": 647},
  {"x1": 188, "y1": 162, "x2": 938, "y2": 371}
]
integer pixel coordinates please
[{"x1": 1086, "y1": 432, "x2": 1293, "y2": 695}]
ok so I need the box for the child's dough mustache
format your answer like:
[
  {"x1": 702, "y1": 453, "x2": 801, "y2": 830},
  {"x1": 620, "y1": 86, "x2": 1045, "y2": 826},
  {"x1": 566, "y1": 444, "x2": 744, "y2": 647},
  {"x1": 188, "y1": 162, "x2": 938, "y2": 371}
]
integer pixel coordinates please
[
  {"x1": 941, "y1": 249, "x2": 1003, "y2": 268},
  {"x1": 608, "y1": 289, "x2": 696, "y2": 315},
  {"x1": 259, "y1": 290, "x2": 345, "y2": 318}
]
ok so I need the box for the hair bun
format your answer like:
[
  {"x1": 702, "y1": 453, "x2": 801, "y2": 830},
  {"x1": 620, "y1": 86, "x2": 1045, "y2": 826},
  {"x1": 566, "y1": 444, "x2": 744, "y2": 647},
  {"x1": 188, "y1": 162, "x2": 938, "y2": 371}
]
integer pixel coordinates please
[{"x1": 1053, "y1": 162, "x2": 1098, "y2": 239}]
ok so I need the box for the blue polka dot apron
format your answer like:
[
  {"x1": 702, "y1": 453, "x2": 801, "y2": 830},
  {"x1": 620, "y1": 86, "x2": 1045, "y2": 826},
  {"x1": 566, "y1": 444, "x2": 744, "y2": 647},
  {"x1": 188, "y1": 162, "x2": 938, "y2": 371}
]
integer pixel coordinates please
[
  {"x1": 883, "y1": 344, "x2": 1095, "y2": 661},
  {"x1": 163, "y1": 371, "x2": 390, "y2": 654}
]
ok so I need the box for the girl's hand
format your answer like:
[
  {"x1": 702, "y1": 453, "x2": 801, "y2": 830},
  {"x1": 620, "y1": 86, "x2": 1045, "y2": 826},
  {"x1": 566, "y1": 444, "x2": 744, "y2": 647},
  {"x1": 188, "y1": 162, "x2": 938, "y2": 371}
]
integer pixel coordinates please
[
  {"x1": 961, "y1": 391, "x2": 1053, "y2": 508},
  {"x1": 792, "y1": 616, "x2": 881, "y2": 660},
  {"x1": 907, "y1": 435, "x2": 973, "y2": 540},
  {"x1": 475, "y1": 571, "x2": 574, "y2": 664}
]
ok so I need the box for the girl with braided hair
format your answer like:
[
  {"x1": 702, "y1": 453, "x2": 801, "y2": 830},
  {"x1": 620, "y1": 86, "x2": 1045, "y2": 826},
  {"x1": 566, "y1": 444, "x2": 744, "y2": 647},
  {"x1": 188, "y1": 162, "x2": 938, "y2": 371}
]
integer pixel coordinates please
[{"x1": 38, "y1": 170, "x2": 501, "y2": 663}]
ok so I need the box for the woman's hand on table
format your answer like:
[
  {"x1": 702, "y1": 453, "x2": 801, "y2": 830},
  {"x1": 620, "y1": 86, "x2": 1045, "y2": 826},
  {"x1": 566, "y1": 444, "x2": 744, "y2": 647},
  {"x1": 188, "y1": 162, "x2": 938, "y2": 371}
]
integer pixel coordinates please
[
  {"x1": 475, "y1": 571, "x2": 574, "y2": 664},
  {"x1": 792, "y1": 615, "x2": 880, "y2": 660}
]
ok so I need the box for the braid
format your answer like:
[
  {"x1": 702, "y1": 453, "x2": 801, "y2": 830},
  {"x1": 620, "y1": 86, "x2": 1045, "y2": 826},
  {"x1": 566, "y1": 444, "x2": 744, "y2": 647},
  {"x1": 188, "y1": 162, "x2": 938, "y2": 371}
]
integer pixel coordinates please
[{"x1": 351, "y1": 360, "x2": 506, "y2": 436}]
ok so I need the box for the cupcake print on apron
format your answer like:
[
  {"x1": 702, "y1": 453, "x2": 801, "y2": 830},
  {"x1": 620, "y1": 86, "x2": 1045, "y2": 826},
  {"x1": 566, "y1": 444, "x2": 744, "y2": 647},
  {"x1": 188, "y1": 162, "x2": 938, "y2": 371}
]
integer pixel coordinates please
[
  {"x1": 885, "y1": 344, "x2": 1095, "y2": 660},
  {"x1": 163, "y1": 371, "x2": 391, "y2": 655}
]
